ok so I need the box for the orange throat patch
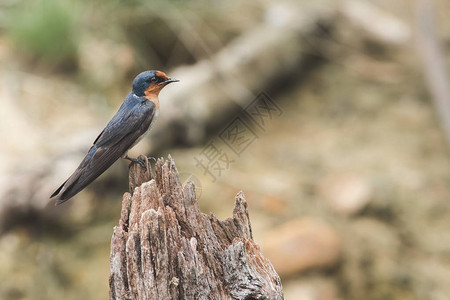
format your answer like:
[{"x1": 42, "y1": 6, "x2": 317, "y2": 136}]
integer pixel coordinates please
[{"x1": 144, "y1": 85, "x2": 163, "y2": 109}]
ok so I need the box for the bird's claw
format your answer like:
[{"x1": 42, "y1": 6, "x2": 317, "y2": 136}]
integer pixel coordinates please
[
  {"x1": 147, "y1": 156, "x2": 157, "y2": 163},
  {"x1": 125, "y1": 155, "x2": 147, "y2": 170},
  {"x1": 135, "y1": 158, "x2": 147, "y2": 170}
]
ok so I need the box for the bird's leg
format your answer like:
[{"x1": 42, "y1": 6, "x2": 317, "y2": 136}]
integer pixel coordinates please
[{"x1": 124, "y1": 154, "x2": 147, "y2": 170}]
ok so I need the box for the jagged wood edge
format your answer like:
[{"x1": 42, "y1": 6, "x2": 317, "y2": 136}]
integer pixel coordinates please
[{"x1": 109, "y1": 156, "x2": 283, "y2": 300}]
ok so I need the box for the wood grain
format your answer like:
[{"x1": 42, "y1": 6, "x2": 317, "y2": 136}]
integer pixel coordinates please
[{"x1": 109, "y1": 156, "x2": 283, "y2": 300}]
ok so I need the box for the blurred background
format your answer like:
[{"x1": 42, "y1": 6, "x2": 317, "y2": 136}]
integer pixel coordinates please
[{"x1": 1, "y1": 0, "x2": 450, "y2": 299}]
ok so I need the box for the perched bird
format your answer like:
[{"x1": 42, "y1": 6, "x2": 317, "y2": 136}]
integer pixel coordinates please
[{"x1": 51, "y1": 70, "x2": 178, "y2": 205}]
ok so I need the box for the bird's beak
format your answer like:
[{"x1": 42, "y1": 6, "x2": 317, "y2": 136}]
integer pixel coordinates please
[{"x1": 159, "y1": 77, "x2": 179, "y2": 85}]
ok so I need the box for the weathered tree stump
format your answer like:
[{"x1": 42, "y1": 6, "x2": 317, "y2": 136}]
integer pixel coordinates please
[{"x1": 109, "y1": 156, "x2": 283, "y2": 300}]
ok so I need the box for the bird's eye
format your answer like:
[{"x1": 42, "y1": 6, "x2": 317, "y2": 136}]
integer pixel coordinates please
[{"x1": 151, "y1": 77, "x2": 158, "y2": 83}]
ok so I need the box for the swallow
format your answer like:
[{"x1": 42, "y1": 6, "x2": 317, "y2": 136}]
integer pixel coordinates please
[{"x1": 51, "y1": 70, "x2": 178, "y2": 205}]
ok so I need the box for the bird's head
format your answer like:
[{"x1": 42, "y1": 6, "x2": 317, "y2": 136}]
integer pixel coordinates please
[{"x1": 132, "y1": 70, "x2": 179, "y2": 97}]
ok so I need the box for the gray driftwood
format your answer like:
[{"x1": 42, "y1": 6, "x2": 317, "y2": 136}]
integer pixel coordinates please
[{"x1": 109, "y1": 156, "x2": 283, "y2": 300}]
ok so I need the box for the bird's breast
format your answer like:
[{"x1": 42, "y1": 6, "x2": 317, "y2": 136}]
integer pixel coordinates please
[
  {"x1": 146, "y1": 95, "x2": 160, "y2": 110},
  {"x1": 131, "y1": 108, "x2": 159, "y2": 149}
]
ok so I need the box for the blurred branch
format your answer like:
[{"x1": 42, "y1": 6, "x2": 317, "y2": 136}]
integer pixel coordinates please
[
  {"x1": 147, "y1": 3, "x2": 335, "y2": 151},
  {"x1": 0, "y1": 2, "x2": 335, "y2": 232},
  {"x1": 416, "y1": 0, "x2": 450, "y2": 147},
  {"x1": 109, "y1": 156, "x2": 283, "y2": 299}
]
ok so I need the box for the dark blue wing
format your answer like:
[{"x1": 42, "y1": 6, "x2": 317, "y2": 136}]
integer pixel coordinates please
[
  {"x1": 94, "y1": 94, "x2": 148, "y2": 147},
  {"x1": 51, "y1": 97, "x2": 156, "y2": 204}
]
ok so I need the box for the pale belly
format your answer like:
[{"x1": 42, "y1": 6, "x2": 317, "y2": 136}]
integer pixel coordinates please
[{"x1": 129, "y1": 109, "x2": 159, "y2": 149}]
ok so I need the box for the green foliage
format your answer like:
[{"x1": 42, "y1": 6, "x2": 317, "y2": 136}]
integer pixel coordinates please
[{"x1": 6, "y1": 0, "x2": 79, "y2": 69}]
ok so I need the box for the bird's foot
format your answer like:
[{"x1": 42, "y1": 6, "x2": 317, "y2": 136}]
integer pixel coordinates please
[
  {"x1": 147, "y1": 156, "x2": 157, "y2": 163},
  {"x1": 124, "y1": 155, "x2": 147, "y2": 170}
]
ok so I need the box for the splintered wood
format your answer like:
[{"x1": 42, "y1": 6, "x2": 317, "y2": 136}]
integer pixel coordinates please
[{"x1": 109, "y1": 156, "x2": 283, "y2": 300}]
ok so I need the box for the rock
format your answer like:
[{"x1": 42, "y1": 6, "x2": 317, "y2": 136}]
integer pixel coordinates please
[
  {"x1": 321, "y1": 172, "x2": 372, "y2": 216},
  {"x1": 283, "y1": 277, "x2": 341, "y2": 300},
  {"x1": 340, "y1": 218, "x2": 401, "y2": 299},
  {"x1": 261, "y1": 217, "x2": 341, "y2": 276}
]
